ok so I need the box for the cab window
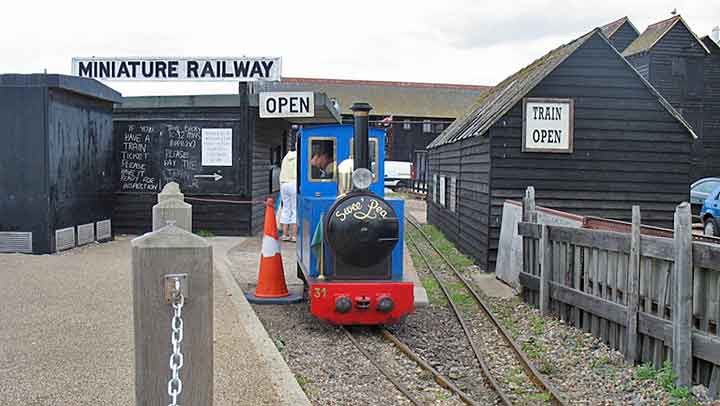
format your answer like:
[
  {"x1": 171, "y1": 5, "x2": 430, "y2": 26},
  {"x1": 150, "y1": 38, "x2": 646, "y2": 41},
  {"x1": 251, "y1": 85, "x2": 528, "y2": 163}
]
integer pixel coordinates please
[
  {"x1": 349, "y1": 138, "x2": 379, "y2": 180},
  {"x1": 309, "y1": 138, "x2": 336, "y2": 181}
]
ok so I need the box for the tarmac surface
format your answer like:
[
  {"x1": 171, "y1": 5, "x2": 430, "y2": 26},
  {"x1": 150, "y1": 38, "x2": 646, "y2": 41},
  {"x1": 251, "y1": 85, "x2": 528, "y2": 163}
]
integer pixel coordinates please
[{"x1": 0, "y1": 236, "x2": 298, "y2": 405}]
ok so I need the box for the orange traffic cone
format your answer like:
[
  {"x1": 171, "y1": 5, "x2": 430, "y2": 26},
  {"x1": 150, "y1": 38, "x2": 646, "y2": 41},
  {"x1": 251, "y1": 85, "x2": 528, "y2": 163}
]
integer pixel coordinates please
[{"x1": 245, "y1": 198, "x2": 302, "y2": 304}]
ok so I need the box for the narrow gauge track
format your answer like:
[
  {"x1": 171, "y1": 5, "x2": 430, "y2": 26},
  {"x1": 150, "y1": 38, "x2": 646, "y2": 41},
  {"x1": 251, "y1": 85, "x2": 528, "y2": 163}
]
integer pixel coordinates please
[
  {"x1": 342, "y1": 326, "x2": 479, "y2": 405},
  {"x1": 405, "y1": 215, "x2": 568, "y2": 406}
]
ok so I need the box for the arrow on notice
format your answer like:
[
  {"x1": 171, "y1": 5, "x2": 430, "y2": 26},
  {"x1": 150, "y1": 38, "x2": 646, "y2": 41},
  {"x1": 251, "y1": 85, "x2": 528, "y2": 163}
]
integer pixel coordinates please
[{"x1": 194, "y1": 173, "x2": 223, "y2": 181}]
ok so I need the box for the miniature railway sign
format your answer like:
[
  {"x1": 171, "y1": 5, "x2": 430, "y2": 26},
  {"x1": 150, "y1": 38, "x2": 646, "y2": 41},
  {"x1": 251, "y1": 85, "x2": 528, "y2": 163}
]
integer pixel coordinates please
[
  {"x1": 522, "y1": 98, "x2": 574, "y2": 153},
  {"x1": 72, "y1": 57, "x2": 281, "y2": 81},
  {"x1": 259, "y1": 92, "x2": 315, "y2": 118}
]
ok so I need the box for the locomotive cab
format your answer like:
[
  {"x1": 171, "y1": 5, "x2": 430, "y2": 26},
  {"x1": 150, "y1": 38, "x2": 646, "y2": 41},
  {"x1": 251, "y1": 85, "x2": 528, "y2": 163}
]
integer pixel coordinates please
[{"x1": 296, "y1": 104, "x2": 413, "y2": 325}]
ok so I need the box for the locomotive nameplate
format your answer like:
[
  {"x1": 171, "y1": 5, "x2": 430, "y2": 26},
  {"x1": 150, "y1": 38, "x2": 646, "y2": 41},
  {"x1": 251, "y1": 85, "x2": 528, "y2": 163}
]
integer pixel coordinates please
[{"x1": 335, "y1": 198, "x2": 388, "y2": 222}]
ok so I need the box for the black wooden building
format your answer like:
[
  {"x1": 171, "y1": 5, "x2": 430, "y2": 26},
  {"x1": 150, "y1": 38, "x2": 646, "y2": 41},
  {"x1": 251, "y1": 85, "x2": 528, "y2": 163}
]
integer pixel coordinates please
[
  {"x1": 600, "y1": 16, "x2": 640, "y2": 53},
  {"x1": 254, "y1": 78, "x2": 489, "y2": 161},
  {"x1": 622, "y1": 15, "x2": 718, "y2": 180},
  {"x1": 0, "y1": 74, "x2": 120, "y2": 253},
  {"x1": 113, "y1": 86, "x2": 339, "y2": 236},
  {"x1": 426, "y1": 28, "x2": 696, "y2": 272}
]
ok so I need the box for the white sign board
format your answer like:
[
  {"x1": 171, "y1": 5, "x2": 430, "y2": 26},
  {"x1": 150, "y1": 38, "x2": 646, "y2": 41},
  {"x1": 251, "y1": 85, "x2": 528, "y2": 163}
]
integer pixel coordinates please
[
  {"x1": 522, "y1": 98, "x2": 574, "y2": 153},
  {"x1": 259, "y1": 92, "x2": 315, "y2": 118},
  {"x1": 71, "y1": 57, "x2": 281, "y2": 81},
  {"x1": 201, "y1": 129, "x2": 233, "y2": 166}
]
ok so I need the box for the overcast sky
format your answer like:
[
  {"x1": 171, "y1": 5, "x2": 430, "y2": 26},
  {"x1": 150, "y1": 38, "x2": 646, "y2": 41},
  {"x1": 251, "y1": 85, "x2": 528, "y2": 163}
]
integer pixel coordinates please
[{"x1": 3, "y1": 0, "x2": 718, "y2": 96}]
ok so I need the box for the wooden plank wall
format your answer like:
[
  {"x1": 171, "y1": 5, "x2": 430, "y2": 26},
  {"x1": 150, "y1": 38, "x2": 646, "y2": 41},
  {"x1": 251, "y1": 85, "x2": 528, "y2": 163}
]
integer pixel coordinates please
[
  {"x1": 427, "y1": 136, "x2": 491, "y2": 269},
  {"x1": 518, "y1": 202, "x2": 720, "y2": 396},
  {"x1": 487, "y1": 34, "x2": 692, "y2": 272},
  {"x1": 250, "y1": 119, "x2": 286, "y2": 235},
  {"x1": 608, "y1": 23, "x2": 639, "y2": 53}
]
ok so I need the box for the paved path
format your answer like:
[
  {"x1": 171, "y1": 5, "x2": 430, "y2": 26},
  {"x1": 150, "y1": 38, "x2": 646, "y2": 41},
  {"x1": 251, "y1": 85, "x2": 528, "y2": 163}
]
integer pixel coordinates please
[{"x1": 0, "y1": 236, "x2": 289, "y2": 405}]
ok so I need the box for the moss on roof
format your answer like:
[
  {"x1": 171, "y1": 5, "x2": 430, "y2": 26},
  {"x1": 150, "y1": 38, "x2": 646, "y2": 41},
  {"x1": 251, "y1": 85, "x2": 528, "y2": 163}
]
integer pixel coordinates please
[
  {"x1": 623, "y1": 15, "x2": 709, "y2": 57},
  {"x1": 428, "y1": 30, "x2": 596, "y2": 148}
]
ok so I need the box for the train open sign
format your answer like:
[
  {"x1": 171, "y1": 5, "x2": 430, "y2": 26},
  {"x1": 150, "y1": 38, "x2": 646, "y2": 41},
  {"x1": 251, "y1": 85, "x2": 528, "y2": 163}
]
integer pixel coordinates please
[
  {"x1": 259, "y1": 92, "x2": 314, "y2": 118},
  {"x1": 522, "y1": 98, "x2": 574, "y2": 153}
]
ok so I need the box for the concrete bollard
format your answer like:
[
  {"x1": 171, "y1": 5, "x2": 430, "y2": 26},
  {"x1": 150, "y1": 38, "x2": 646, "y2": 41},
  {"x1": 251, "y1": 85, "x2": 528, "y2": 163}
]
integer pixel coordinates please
[
  {"x1": 153, "y1": 182, "x2": 192, "y2": 232},
  {"x1": 158, "y1": 181, "x2": 185, "y2": 203},
  {"x1": 132, "y1": 224, "x2": 213, "y2": 406}
]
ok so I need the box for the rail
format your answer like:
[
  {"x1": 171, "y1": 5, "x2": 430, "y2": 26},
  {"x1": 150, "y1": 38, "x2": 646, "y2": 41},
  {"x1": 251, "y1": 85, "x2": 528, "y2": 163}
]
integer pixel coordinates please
[{"x1": 406, "y1": 214, "x2": 568, "y2": 405}]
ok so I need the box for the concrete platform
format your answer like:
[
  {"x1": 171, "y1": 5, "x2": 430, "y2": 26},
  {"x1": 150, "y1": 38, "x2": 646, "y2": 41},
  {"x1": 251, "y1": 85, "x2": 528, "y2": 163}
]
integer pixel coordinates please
[
  {"x1": 226, "y1": 236, "x2": 428, "y2": 307},
  {"x1": 472, "y1": 273, "x2": 517, "y2": 298},
  {"x1": 0, "y1": 237, "x2": 308, "y2": 406},
  {"x1": 405, "y1": 197, "x2": 427, "y2": 224}
]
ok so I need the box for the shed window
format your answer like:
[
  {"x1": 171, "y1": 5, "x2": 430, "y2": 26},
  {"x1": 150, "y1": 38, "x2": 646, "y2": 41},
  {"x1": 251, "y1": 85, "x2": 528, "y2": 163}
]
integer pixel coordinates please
[
  {"x1": 308, "y1": 138, "x2": 336, "y2": 181},
  {"x1": 423, "y1": 120, "x2": 432, "y2": 133},
  {"x1": 403, "y1": 120, "x2": 411, "y2": 130},
  {"x1": 435, "y1": 122, "x2": 445, "y2": 133},
  {"x1": 449, "y1": 176, "x2": 457, "y2": 212},
  {"x1": 439, "y1": 176, "x2": 446, "y2": 207},
  {"x1": 433, "y1": 174, "x2": 438, "y2": 203}
]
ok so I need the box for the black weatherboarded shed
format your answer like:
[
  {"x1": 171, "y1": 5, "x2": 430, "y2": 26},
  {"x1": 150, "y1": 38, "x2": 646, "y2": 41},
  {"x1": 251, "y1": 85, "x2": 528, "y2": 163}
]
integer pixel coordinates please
[
  {"x1": 0, "y1": 74, "x2": 121, "y2": 253},
  {"x1": 113, "y1": 87, "x2": 340, "y2": 236},
  {"x1": 426, "y1": 28, "x2": 696, "y2": 272},
  {"x1": 622, "y1": 15, "x2": 715, "y2": 180}
]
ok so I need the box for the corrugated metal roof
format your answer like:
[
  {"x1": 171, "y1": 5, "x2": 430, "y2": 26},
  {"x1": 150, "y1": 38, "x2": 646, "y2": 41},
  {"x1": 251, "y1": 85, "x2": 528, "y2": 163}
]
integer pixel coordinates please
[
  {"x1": 254, "y1": 78, "x2": 489, "y2": 118},
  {"x1": 601, "y1": 16, "x2": 639, "y2": 38},
  {"x1": 428, "y1": 28, "x2": 697, "y2": 149},
  {"x1": 623, "y1": 15, "x2": 710, "y2": 57}
]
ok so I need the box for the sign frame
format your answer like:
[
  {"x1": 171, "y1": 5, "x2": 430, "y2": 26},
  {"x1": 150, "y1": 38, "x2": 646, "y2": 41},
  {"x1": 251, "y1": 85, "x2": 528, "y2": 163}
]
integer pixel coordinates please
[
  {"x1": 521, "y1": 97, "x2": 575, "y2": 154},
  {"x1": 259, "y1": 91, "x2": 315, "y2": 118},
  {"x1": 71, "y1": 56, "x2": 282, "y2": 82}
]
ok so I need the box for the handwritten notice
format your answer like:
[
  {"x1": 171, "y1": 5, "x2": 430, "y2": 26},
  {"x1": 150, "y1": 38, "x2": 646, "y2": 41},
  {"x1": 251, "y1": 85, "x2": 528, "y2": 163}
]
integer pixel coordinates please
[
  {"x1": 119, "y1": 124, "x2": 159, "y2": 192},
  {"x1": 201, "y1": 128, "x2": 233, "y2": 166}
]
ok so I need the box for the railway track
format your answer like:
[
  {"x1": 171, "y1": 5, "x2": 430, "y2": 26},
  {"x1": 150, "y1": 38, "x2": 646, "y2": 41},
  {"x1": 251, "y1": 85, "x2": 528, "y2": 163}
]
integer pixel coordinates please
[
  {"x1": 405, "y1": 215, "x2": 568, "y2": 406},
  {"x1": 342, "y1": 326, "x2": 481, "y2": 405}
]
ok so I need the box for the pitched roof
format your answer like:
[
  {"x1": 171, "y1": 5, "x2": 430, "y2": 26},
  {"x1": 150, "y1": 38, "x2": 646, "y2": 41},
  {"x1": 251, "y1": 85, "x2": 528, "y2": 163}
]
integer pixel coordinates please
[
  {"x1": 623, "y1": 15, "x2": 710, "y2": 57},
  {"x1": 428, "y1": 28, "x2": 696, "y2": 149},
  {"x1": 254, "y1": 77, "x2": 490, "y2": 118},
  {"x1": 701, "y1": 35, "x2": 720, "y2": 54},
  {"x1": 601, "y1": 16, "x2": 639, "y2": 38}
]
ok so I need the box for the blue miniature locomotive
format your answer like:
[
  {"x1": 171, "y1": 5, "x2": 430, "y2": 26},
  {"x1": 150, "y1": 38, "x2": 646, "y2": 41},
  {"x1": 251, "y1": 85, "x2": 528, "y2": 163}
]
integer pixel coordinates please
[{"x1": 296, "y1": 103, "x2": 414, "y2": 325}]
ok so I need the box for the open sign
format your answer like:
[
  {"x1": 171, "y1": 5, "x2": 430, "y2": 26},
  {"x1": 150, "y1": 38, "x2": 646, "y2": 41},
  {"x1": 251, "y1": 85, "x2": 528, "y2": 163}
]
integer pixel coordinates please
[{"x1": 259, "y1": 92, "x2": 314, "y2": 118}]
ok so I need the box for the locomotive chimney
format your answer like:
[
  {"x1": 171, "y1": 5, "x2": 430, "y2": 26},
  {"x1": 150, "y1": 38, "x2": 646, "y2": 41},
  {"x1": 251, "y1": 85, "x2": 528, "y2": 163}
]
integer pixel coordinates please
[{"x1": 351, "y1": 102, "x2": 373, "y2": 171}]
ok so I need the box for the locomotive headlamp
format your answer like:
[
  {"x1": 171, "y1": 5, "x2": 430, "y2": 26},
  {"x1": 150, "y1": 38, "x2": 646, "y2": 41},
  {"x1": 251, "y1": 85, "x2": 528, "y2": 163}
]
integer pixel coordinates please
[{"x1": 352, "y1": 168, "x2": 373, "y2": 190}]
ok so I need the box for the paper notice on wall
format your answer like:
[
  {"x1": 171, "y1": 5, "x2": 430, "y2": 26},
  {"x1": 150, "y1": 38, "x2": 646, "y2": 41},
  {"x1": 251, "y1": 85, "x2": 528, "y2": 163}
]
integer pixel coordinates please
[{"x1": 201, "y1": 128, "x2": 232, "y2": 166}]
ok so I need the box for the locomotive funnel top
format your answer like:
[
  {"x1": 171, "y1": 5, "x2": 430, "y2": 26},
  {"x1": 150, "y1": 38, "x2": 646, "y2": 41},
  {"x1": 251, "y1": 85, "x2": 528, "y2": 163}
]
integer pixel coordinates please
[{"x1": 351, "y1": 102, "x2": 373, "y2": 174}]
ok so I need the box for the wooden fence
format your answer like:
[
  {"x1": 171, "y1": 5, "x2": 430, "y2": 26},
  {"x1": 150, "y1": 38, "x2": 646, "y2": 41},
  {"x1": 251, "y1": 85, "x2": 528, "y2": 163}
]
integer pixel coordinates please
[
  {"x1": 411, "y1": 150, "x2": 428, "y2": 194},
  {"x1": 517, "y1": 187, "x2": 720, "y2": 395}
]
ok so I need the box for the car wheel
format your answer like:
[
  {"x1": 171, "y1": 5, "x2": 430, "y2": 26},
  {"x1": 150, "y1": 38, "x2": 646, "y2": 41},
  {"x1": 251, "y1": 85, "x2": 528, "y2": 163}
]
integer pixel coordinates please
[
  {"x1": 396, "y1": 181, "x2": 408, "y2": 190},
  {"x1": 705, "y1": 217, "x2": 719, "y2": 237}
]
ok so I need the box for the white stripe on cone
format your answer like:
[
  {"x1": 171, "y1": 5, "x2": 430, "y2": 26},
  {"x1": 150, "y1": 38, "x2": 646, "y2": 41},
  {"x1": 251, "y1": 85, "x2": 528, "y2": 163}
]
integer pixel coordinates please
[{"x1": 261, "y1": 235, "x2": 281, "y2": 258}]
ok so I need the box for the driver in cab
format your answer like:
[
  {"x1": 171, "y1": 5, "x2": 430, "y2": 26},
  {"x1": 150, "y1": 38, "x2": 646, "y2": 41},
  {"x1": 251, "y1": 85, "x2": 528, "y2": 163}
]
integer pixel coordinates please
[{"x1": 310, "y1": 148, "x2": 335, "y2": 180}]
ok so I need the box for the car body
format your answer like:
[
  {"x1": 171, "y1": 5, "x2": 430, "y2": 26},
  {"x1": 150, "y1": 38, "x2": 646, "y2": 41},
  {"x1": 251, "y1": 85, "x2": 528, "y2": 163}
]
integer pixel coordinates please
[
  {"x1": 700, "y1": 184, "x2": 720, "y2": 236},
  {"x1": 691, "y1": 178, "x2": 720, "y2": 211},
  {"x1": 384, "y1": 161, "x2": 412, "y2": 190}
]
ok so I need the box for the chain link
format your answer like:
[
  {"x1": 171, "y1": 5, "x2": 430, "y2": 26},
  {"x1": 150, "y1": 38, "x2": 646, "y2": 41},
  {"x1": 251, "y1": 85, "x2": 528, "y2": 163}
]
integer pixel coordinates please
[{"x1": 168, "y1": 281, "x2": 185, "y2": 406}]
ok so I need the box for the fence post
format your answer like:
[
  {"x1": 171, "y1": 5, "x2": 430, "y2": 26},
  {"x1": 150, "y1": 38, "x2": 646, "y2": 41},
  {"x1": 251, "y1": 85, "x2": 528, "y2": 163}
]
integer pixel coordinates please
[
  {"x1": 132, "y1": 224, "x2": 213, "y2": 406},
  {"x1": 539, "y1": 224, "x2": 551, "y2": 315},
  {"x1": 673, "y1": 202, "x2": 693, "y2": 387},
  {"x1": 625, "y1": 205, "x2": 641, "y2": 363},
  {"x1": 153, "y1": 182, "x2": 192, "y2": 232},
  {"x1": 522, "y1": 186, "x2": 536, "y2": 223}
]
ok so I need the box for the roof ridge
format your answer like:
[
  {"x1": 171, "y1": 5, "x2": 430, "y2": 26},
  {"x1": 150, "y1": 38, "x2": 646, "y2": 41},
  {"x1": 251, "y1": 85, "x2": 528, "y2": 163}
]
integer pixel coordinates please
[
  {"x1": 281, "y1": 77, "x2": 490, "y2": 91},
  {"x1": 428, "y1": 29, "x2": 597, "y2": 148},
  {"x1": 429, "y1": 27, "x2": 696, "y2": 149}
]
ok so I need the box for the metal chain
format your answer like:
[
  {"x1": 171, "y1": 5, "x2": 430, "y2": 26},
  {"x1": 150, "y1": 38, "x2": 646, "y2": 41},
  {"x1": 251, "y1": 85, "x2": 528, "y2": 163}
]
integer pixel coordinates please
[{"x1": 168, "y1": 280, "x2": 185, "y2": 406}]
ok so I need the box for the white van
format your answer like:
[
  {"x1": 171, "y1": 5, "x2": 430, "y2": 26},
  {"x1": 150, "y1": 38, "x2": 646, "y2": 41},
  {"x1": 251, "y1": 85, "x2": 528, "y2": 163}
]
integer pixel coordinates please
[{"x1": 384, "y1": 161, "x2": 412, "y2": 190}]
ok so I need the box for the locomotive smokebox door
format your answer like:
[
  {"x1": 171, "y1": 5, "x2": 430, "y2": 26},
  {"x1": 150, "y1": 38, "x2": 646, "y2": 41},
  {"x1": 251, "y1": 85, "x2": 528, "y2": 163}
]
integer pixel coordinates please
[{"x1": 326, "y1": 192, "x2": 399, "y2": 273}]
